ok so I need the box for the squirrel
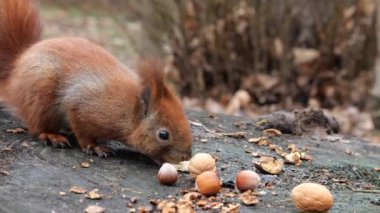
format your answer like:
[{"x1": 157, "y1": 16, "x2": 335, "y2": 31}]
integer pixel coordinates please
[{"x1": 0, "y1": 0, "x2": 192, "y2": 163}]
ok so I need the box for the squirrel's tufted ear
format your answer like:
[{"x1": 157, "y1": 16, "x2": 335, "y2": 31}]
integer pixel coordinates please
[
  {"x1": 137, "y1": 59, "x2": 166, "y2": 102},
  {"x1": 140, "y1": 86, "x2": 151, "y2": 117}
]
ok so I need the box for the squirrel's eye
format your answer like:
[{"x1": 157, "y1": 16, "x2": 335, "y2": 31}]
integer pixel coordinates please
[{"x1": 158, "y1": 129, "x2": 170, "y2": 140}]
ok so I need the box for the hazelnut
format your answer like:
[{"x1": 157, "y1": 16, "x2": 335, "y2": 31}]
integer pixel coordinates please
[
  {"x1": 188, "y1": 153, "x2": 216, "y2": 178},
  {"x1": 195, "y1": 171, "x2": 221, "y2": 196},
  {"x1": 157, "y1": 163, "x2": 178, "y2": 185},
  {"x1": 291, "y1": 183, "x2": 333, "y2": 213},
  {"x1": 236, "y1": 170, "x2": 261, "y2": 192}
]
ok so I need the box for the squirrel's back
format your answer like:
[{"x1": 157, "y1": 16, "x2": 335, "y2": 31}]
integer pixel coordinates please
[{"x1": 0, "y1": 0, "x2": 42, "y2": 81}]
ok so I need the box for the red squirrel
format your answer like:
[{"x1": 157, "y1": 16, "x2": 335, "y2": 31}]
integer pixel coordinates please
[{"x1": 0, "y1": 0, "x2": 192, "y2": 163}]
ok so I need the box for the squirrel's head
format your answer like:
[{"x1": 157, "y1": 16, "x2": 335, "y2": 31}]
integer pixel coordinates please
[{"x1": 127, "y1": 60, "x2": 192, "y2": 164}]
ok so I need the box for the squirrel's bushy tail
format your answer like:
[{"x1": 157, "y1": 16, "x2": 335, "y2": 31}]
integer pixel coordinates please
[{"x1": 0, "y1": 0, "x2": 41, "y2": 81}]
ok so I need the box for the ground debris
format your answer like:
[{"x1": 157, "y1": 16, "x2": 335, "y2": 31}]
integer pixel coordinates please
[
  {"x1": 84, "y1": 205, "x2": 105, "y2": 213},
  {"x1": 69, "y1": 186, "x2": 86, "y2": 194}
]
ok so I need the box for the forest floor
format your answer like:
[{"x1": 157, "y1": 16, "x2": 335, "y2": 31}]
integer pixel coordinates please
[{"x1": 0, "y1": 108, "x2": 379, "y2": 212}]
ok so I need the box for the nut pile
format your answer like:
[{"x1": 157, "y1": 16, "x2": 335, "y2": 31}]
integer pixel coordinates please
[{"x1": 151, "y1": 152, "x2": 263, "y2": 212}]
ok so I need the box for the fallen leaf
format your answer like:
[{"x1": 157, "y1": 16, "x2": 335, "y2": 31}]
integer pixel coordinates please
[
  {"x1": 225, "y1": 90, "x2": 251, "y2": 114},
  {"x1": 263, "y1": 128, "x2": 282, "y2": 136},
  {"x1": 5, "y1": 128, "x2": 27, "y2": 134},
  {"x1": 85, "y1": 189, "x2": 102, "y2": 200},
  {"x1": 84, "y1": 205, "x2": 105, "y2": 213},
  {"x1": 254, "y1": 157, "x2": 284, "y2": 174},
  {"x1": 69, "y1": 186, "x2": 86, "y2": 194},
  {"x1": 293, "y1": 48, "x2": 320, "y2": 65},
  {"x1": 1, "y1": 147, "x2": 12, "y2": 151}
]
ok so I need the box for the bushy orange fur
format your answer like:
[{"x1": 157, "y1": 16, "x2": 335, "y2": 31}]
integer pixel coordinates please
[{"x1": 0, "y1": 0, "x2": 192, "y2": 163}]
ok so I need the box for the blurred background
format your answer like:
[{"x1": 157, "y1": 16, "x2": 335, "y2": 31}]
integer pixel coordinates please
[{"x1": 40, "y1": 0, "x2": 380, "y2": 142}]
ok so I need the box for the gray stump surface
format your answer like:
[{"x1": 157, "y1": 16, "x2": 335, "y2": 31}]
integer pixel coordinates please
[{"x1": 0, "y1": 108, "x2": 379, "y2": 212}]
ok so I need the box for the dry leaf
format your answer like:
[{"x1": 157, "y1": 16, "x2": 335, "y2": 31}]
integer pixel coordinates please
[
  {"x1": 273, "y1": 38, "x2": 284, "y2": 59},
  {"x1": 254, "y1": 157, "x2": 284, "y2": 174},
  {"x1": 239, "y1": 190, "x2": 259, "y2": 206},
  {"x1": 293, "y1": 48, "x2": 320, "y2": 65},
  {"x1": 5, "y1": 128, "x2": 27, "y2": 134},
  {"x1": 86, "y1": 189, "x2": 102, "y2": 200},
  {"x1": 225, "y1": 90, "x2": 251, "y2": 114},
  {"x1": 358, "y1": 0, "x2": 375, "y2": 16},
  {"x1": 84, "y1": 205, "x2": 105, "y2": 213},
  {"x1": 263, "y1": 128, "x2": 282, "y2": 136},
  {"x1": 81, "y1": 162, "x2": 90, "y2": 168},
  {"x1": 69, "y1": 186, "x2": 86, "y2": 194}
]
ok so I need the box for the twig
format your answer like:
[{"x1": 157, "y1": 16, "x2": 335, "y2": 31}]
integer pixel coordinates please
[
  {"x1": 348, "y1": 186, "x2": 380, "y2": 194},
  {"x1": 189, "y1": 120, "x2": 247, "y2": 138}
]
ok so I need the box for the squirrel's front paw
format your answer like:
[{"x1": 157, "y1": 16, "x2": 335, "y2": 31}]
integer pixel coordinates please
[
  {"x1": 38, "y1": 133, "x2": 71, "y2": 148},
  {"x1": 82, "y1": 145, "x2": 115, "y2": 158}
]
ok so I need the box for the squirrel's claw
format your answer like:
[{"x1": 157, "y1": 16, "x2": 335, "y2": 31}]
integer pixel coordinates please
[
  {"x1": 38, "y1": 133, "x2": 71, "y2": 148},
  {"x1": 82, "y1": 145, "x2": 114, "y2": 158}
]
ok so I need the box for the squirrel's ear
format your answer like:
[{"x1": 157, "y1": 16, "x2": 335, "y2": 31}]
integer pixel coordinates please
[
  {"x1": 137, "y1": 59, "x2": 165, "y2": 100},
  {"x1": 140, "y1": 86, "x2": 151, "y2": 117}
]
